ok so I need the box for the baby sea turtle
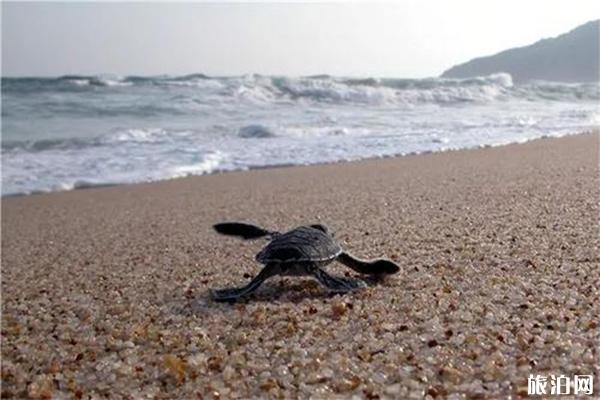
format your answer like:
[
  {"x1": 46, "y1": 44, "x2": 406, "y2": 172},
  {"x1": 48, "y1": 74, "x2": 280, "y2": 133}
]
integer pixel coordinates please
[{"x1": 210, "y1": 222, "x2": 400, "y2": 301}]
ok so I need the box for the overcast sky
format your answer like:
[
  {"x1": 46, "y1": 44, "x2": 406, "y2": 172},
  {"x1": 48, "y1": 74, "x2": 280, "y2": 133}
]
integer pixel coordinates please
[{"x1": 2, "y1": 1, "x2": 598, "y2": 78}]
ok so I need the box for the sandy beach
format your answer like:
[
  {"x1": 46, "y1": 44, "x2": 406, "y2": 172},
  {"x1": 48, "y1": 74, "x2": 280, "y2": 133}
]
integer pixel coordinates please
[{"x1": 1, "y1": 132, "x2": 599, "y2": 399}]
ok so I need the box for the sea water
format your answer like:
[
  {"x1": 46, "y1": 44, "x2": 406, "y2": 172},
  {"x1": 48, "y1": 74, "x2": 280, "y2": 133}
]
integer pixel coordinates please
[{"x1": 1, "y1": 73, "x2": 598, "y2": 196}]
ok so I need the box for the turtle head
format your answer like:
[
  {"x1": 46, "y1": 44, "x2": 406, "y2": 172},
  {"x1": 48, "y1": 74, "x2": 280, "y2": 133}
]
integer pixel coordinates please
[{"x1": 310, "y1": 224, "x2": 331, "y2": 235}]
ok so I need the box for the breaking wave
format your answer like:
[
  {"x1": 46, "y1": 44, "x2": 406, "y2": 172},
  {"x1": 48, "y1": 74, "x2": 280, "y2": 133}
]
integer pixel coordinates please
[{"x1": 3, "y1": 73, "x2": 598, "y2": 108}]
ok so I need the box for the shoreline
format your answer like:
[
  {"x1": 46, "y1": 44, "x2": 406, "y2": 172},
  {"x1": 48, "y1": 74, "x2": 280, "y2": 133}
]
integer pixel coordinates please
[
  {"x1": 2, "y1": 131, "x2": 599, "y2": 398},
  {"x1": 3, "y1": 129, "x2": 596, "y2": 199}
]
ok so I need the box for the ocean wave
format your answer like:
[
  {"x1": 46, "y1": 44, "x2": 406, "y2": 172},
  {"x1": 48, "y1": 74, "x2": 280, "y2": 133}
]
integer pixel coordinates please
[
  {"x1": 512, "y1": 80, "x2": 600, "y2": 101},
  {"x1": 2, "y1": 137, "x2": 100, "y2": 152},
  {"x1": 20, "y1": 99, "x2": 192, "y2": 118},
  {"x1": 4, "y1": 129, "x2": 594, "y2": 197},
  {"x1": 170, "y1": 73, "x2": 211, "y2": 81},
  {"x1": 2, "y1": 72, "x2": 598, "y2": 196},
  {"x1": 2, "y1": 128, "x2": 191, "y2": 152},
  {"x1": 59, "y1": 75, "x2": 133, "y2": 87},
  {"x1": 238, "y1": 124, "x2": 277, "y2": 138},
  {"x1": 1, "y1": 142, "x2": 231, "y2": 196},
  {"x1": 3, "y1": 73, "x2": 597, "y2": 106},
  {"x1": 102, "y1": 128, "x2": 173, "y2": 144},
  {"x1": 266, "y1": 73, "x2": 515, "y2": 104}
]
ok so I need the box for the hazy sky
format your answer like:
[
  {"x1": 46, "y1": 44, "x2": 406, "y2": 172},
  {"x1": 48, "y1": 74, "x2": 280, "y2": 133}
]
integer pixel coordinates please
[{"x1": 2, "y1": 1, "x2": 598, "y2": 78}]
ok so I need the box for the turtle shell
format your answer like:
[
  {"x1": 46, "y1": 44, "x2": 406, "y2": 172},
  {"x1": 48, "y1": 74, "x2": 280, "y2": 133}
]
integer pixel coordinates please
[{"x1": 256, "y1": 226, "x2": 342, "y2": 264}]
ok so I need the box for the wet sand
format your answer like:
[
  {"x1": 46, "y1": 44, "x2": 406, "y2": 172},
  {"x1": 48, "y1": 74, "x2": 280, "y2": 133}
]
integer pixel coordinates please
[{"x1": 2, "y1": 132, "x2": 599, "y2": 399}]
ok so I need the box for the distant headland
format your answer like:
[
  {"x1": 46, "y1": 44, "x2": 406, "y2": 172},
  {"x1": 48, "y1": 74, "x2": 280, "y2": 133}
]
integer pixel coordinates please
[{"x1": 442, "y1": 20, "x2": 600, "y2": 83}]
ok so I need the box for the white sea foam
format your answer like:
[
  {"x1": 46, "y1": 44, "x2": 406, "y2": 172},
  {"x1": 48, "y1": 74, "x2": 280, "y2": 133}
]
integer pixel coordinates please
[{"x1": 169, "y1": 152, "x2": 226, "y2": 178}]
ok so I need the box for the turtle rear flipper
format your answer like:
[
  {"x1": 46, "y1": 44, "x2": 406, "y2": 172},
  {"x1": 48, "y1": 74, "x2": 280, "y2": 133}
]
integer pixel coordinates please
[
  {"x1": 313, "y1": 267, "x2": 367, "y2": 293},
  {"x1": 210, "y1": 263, "x2": 279, "y2": 302},
  {"x1": 337, "y1": 252, "x2": 399, "y2": 275}
]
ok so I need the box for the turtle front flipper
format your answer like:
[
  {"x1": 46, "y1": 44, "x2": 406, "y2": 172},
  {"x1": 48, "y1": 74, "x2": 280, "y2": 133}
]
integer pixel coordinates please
[
  {"x1": 210, "y1": 263, "x2": 279, "y2": 302},
  {"x1": 213, "y1": 222, "x2": 278, "y2": 240},
  {"x1": 337, "y1": 252, "x2": 400, "y2": 275},
  {"x1": 313, "y1": 267, "x2": 367, "y2": 293}
]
